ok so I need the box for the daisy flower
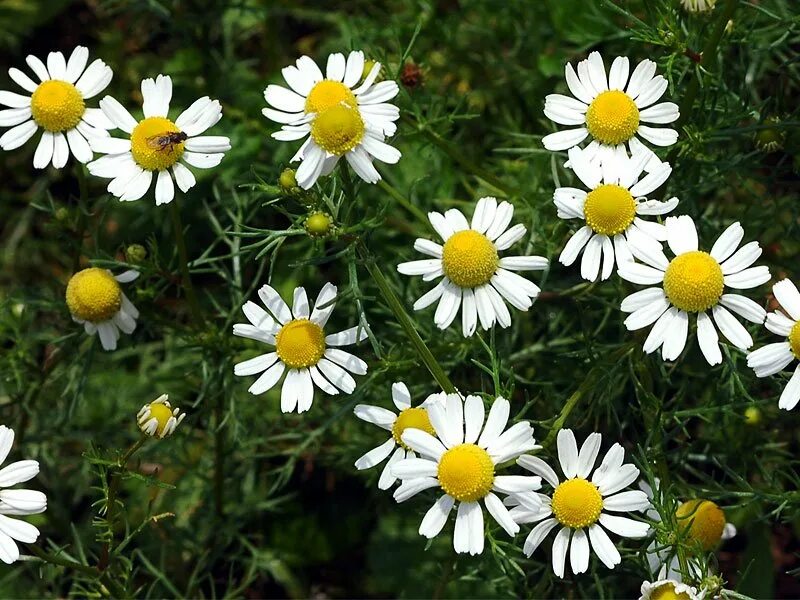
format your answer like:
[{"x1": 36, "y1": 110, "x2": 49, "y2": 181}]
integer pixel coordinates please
[
  {"x1": 353, "y1": 382, "x2": 445, "y2": 489},
  {"x1": 680, "y1": 0, "x2": 716, "y2": 13},
  {"x1": 397, "y1": 197, "x2": 548, "y2": 337},
  {"x1": 137, "y1": 394, "x2": 186, "y2": 439},
  {"x1": 747, "y1": 279, "x2": 800, "y2": 410},
  {"x1": 640, "y1": 579, "x2": 704, "y2": 600},
  {"x1": 232, "y1": 283, "x2": 368, "y2": 413},
  {"x1": 0, "y1": 425, "x2": 47, "y2": 564},
  {"x1": 87, "y1": 74, "x2": 231, "y2": 204},
  {"x1": 511, "y1": 429, "x2": 650, "y2": 577},
  {"x1": 556, "y1": 146, "x2": 677, "y2": 281},
  {"x1": 543, "y1": 51, "x2": 679, "y2": 173},
  {"x1": 0, "y1": 46, "x2": 113, "y2": 168},
  {"x1": 66, "y1": 267, "x2": 140, "y2": 351},
  {"x1": 619, "y1": 216, "x2": 770, "y2": 365},
  {"x1": 263, "y1": 50, "x2": 401, "y2": 189},
  {"x1": 390, "y1": 394, "x2": 542, "y2": 556}
]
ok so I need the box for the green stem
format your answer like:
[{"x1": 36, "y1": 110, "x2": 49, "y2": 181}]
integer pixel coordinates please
[
  {"x1": 169, "y1": 198, "x2": 204, "y2": 325},
  {"x1": 214, "y1": 392, "x2": 225, "y2": 517},
  {"x1": 377, "y1": 179, "x2": 428, "y2": 224},
  {"x1": 72, "y1": 164, "x2": 89, "y2": 272},
  {"x1": 358, "y1": 241, "x2": 456, "y2": 394},
  {"x1": 28, "y1": 545, "x2": 130, "y2": 598}
]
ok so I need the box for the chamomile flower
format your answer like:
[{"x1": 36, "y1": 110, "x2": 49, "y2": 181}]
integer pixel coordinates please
[
  {"x1": 556, "y1": 146, "x2": 678, "y2": 281},
  {"x1": 354, "y1": 382, "x2": 445, "y2": 489},
  {"x1": 66, "y1": 267, "x2": 140, "y2": 351},
  {"x1": 87, "y1": 74, "x2": 231, "y2": 204},
  {"x1": 543, "y1": 52, "x2": 679, "y2": 173},
  {"x1": 640, "y1": 579, "x2": 704, "y2": 600},
  {"x1": 137, "y1": 394, "x2": 185, "y2": 439},
  {"x1": 619, "y1": 216, "x2": 770, "y2": 365},
  {"x1": 233, "y1": 283, "x2": 368, "y2": 413},
  {"x1": 397, "y1": 197, "x2": 548, "y2": 337},
  {"x1": 0, "y1": 425, "x2": 47, "y2": 564},
  {"x1": 391, "y1": 395, "x2": 541, "y2": 555},
  {"x1": 511, "y1": 429, "x2": 650, "y2": 578},
  {"x1": 263, "y1": 50, "x2": 401, "y2": 189},
  {"x1": 680, "y1": 0, "x2": 716, "y2": 12},
  {"x1": 0, "y1": 46, "x2": 113, "y2": 168},
  {"x1": 747, "y1": 279, "x2": 800, "y2": 410}
]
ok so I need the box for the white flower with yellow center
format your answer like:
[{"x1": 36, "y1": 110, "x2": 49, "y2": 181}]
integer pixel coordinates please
[
  {"x1": 640, "y1": 579, "x2": 704, "y2": 600},
  {"x1": 680, "y1": 0, "x2": 716, "y2": 13},
  {"x1": 0, "y1": 46, "x2": 113, "y2": 168},
  {"x1": 510, "y1": 429, "x2": 650, "y2": 577},
  {"x1": 87, "y1": 74, "x2": 231, "y2": 204},
  {"x1": 137, "y1": 394, "x2": 185, "y2": 439},
  {"x1": 397, "y1": 197, "x2": 548, "y2": 337},
  {"x1": 66, "y1": 267, "x2": 140, "y2": 351},
  {"x1": 390, "y1": 395, "x2": 542, "y2": 556},
  {"x1": 543, "y1": 52, "x2": 679, "y2": 173},
  {"x1": 557, "y1": 146, "x2": 678, "y2": 281},
  {"x1": 747, "y1": 280, "x2": 800, "y2": 410},
  {"x1": 263, "y1": 51, "x2": 401, "y2": 189},
  {"x1": 0, "y1": 425, "x2": 47, "y2": 564},
  {"x1": 619, "y1": 216, "x2": 770, "y2": 364},
  {"x1": 354, "y1": 383, "x2": 446, "y2": 489},
  {"x1": 233, "y1": 283, "x2": 368, "y2": 413}
]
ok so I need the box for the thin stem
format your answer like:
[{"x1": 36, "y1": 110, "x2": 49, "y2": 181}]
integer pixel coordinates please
[
  {"x1": 72, "y1": 164, "x2": 89, "y2": 272},
  {"x1": 28, "y1": 545, "x2": 99, "y2": 577},
  {"x1": 377, "y1": 179, "x2": 428, "y2": 224},
  {"x1": 214, "y1": 391, "x2": 225, "y2": 517},
  {"x1": 169, "y1": 197, "x2": 204, "y2": 325}
]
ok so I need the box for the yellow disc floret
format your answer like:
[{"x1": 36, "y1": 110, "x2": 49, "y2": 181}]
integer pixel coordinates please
[
  {"x1": 30, "y1": 80, "x2": 85, "y2": 132},
  {"x1": 275, "y1": 318, "x2": 326, "y2": 369},
  {"x1": 310, "y1": 104, "x2": 365, "y2": 155},
  {"x1": 788, "y1": 321, "x2": 800, "y2": 358},
  {"x1": 392, "y1": 407, "x2": 435, "y2": 450},
  {"x1": 663, "y1": 251, "x2": 724, "y2": 313},
  {"x1": 441, "y1": 230, "x2": 499, "y2": 288},
  {"x1": 130, "y1": 117, "x2": 185, "y2": 171},
  {"x1": 586, "y1": 90, "x2": 640, "y2": 146},
  {"x1": 305, "y1": 80, "x2": 358, "y2": 114},
  {"x1": 145, "y1": 402, "x2": 174, "y2": 437},
  {"x1": 437, "y1": 443, "x2": 495, "y2": 502},
  {"x1": 551, "y1": 478, "x2": 604, "y2": 529},
  {"x1": 675, "y1": 499, "x2": 726, "y2": 552},
  {"x1": 65, "y1": 268, "x2": 122, "y2": 323},
  {"x1": 650, "y1": 582, "x2": 692, "y2": 600},
  {"x1": 583, "y1": 184, "x2": 637, "y2": 236}
]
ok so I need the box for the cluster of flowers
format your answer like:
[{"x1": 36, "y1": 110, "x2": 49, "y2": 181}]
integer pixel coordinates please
[{"x1": 0, "y1": 34, "x2": 788, "y2": 596}]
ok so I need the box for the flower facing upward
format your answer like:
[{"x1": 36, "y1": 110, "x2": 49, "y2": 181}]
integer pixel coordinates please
[
  {"x1": 263, "y1": 51, "x2": 401, "y2": 189},
  {"x1": 397, "y1": 197, "x2": 548, "y2": 336},
  {"x1": 619, "y1": 216, "x2": 770, "y2": 365},
  {"x1": 640, "y1": 579, "x2": 703, "y2": 600},
  {"x1": 137, "y1": 394, "x2": 185, "y2": 439},
  {"x1": 543, "y1": 52, "x2": 679, "y2": 174},
  {"x1": 232, "y1": 283, "x2": 368, "y2": 413},
  {"x1": 390, "y1": 395, "x2": 542, "y2": 556},
  {"x1": 747, "y1": 279, "x2": 800, "y2": 410},
  {"x1": 510, "y1": 429, "x2": 650, "y2": 578},
  {"x1": 87, "y1": 74, "x2": 231, "y2": 204},
  {"x1": 680, "y1": 0, "x2": 717, "y2": 12},
  {"x1": 556, "y1": 146, "x2": 678, "y2": 281},
  {"x1": 66, "y1": 267, "x2": 140, "y2": 351},
  {"x1": 0, "y1": 46, "x2": 113, "y2": 168},
  {"x1": 0, "y1": 426, "x2": 47, "y2": 564},
  {"x1": 353, "y1": 382, "x2": 444, "y2": 489}
]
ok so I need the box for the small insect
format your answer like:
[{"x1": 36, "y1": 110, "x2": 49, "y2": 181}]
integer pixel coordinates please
[{"x1": 145, "y1": 131, "x2": 188, "y2": 153}]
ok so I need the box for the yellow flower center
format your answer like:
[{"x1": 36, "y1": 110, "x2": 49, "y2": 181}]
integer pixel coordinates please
[
  {"x1": 130, "y1": 116, "x2": 185, "y2": 171},
  {"x1": 65, "y1": 268, "x2": 122, "y2": 323},
  {"x1": 651, "y1": 582, "x2": 691, "y2": 600},
  {"x1": 392, "y1": 407, "x2": 435, "y2": 450},
  {"x1": 788, "y1": 321, "x2": 800, "y2": 359},
  {"x1": 437, "y1": 443, "x2": 495, "y2": 502},
  {"x1": 146, "y1": 402, "x2": 174, "y2": 436},
  {"x1": 551, "y1": 478, "x2": 604, "y2": 529},
  {"x1": 441, "y1": 230, "x2": 499, "y2": 288},
  {"x1": 310, "y1": 104, "x2": 365, "y2": 155},
  {"x1": 663, "y1": 251, "x2": 724, "y2": 313},
  {"x1": 675, "y1": 499, "x2": 726, "y2": 552},
  {"x1": 583, "y1": 184, "x2": 637, "y2": 236},
  {"x1": 305, "y1": 80, "x2": 357, "y2": 114},
  {"x1": 585, "y1": 90, "x2": 640, "y2": 146},
  {"x1": 30, "y1": 80, "x2": 85, "y2": 132},
  {"x1": 275, "y1": 318, "x2": 326, "y2": 369},
  {"x1": 305, "y1": 211, "x2": 333, "y2": 237}
]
